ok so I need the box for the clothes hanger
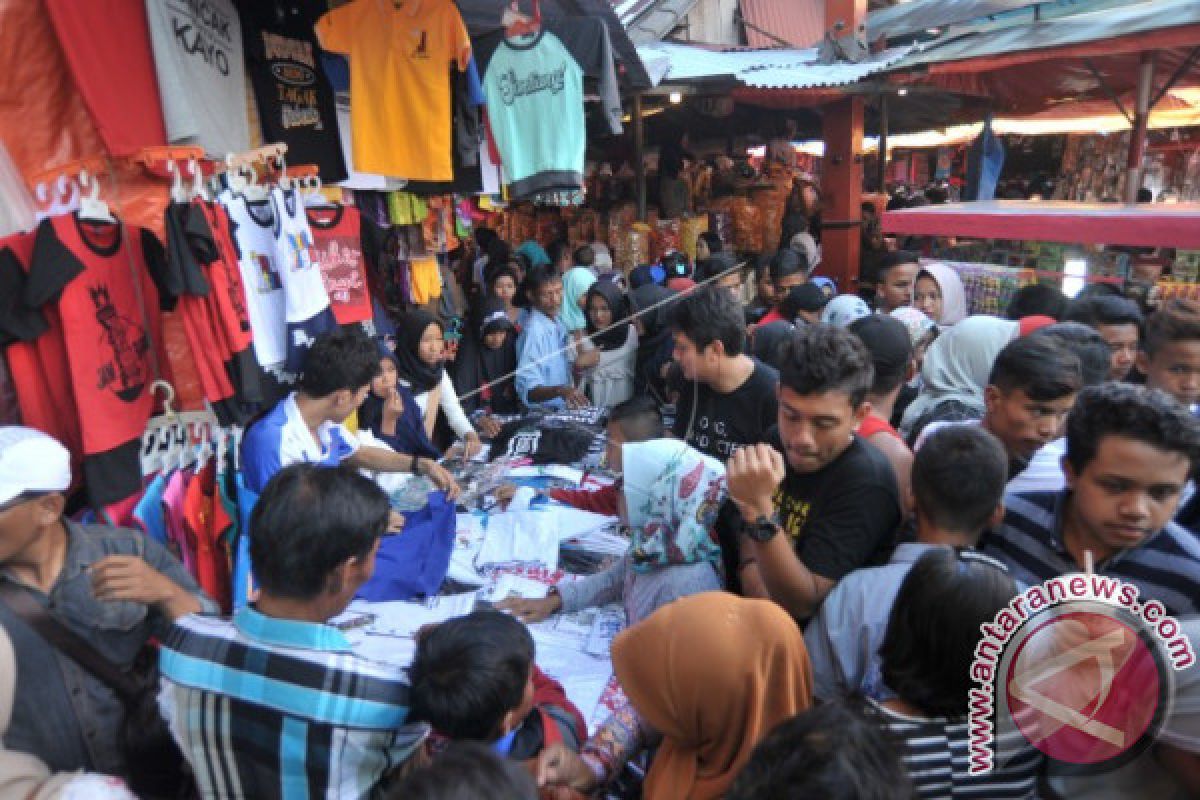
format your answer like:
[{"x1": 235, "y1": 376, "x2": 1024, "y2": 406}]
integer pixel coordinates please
[
  {"x1": 502, "y1": 0, "x2": 540, "y2": 38},
  {"x1": 166, "y1": 160, "x2": 189, "y2": 204},
  {"x1": 76, "y1": 170, "x2": 116, "y2": 223},
  {"x1": 302, "y1": 174, "x2": 336, "y2": 209},
  {"x1": 189, "y1": 157, "x2": 209, "y2": 202}
]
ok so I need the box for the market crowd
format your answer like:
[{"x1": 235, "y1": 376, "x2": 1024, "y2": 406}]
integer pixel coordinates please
[{"x1": 2, "y1": 223, "x2": 1200, "y2": 800}]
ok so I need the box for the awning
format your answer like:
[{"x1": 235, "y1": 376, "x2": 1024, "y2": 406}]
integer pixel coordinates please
[
  {"x1": 881, "y1": 200, "x2": 1200, "y2": 248},
  {"x1": 866, "y1": 0, "x2": 1045, "y2": 41},
  {"x1": 637, "y1": 41, "x2": 914, "y2": 89},
  {"x1": 881, "y1": 0, "x2": 1200, "y2": 114}
]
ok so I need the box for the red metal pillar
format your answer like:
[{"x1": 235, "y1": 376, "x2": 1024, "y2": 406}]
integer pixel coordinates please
[
  {"x1": 1124, "y1": 51, "x2": 1156, "y2": 204},
  {"x1": 820, "y1": 0, "x2": 866, "y2": 289}
]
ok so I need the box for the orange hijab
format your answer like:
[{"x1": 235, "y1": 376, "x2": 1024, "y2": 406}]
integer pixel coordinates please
[{"x1": 611, "y1": 592, "x2": 814, "y2": 800}]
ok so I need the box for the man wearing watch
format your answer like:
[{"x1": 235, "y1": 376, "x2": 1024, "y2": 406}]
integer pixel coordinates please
[{"x1": 726, "y1": 325, "x2": 901, "y2": 620}]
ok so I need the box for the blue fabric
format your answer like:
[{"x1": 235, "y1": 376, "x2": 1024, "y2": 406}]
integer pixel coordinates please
[
  {"x1": 321, "y1": 53, "x2": 349, "y2": 93},
  {"x1": 232, "y1": 475, "x2": 260, "y2": 612},
  {"x1": 241, "y1": 394, "x2": 358, "y2": 494},
  {"x1": 133, "y1": 473, "x2": 169, "y2": 547},
  {"x1": 357, "y1": 492, "x2": 456, "y2": 601},
  {"x1": 515, "y1": 309, "x2": 571, "y2": 409},
  {"x1": 516, "y1": 241, "x2": 551, "y2": 268},
  {"x1": 493, "y1": 729, "x2": 517, "y2": 755},
  {"x1": 466, "y1": 56, "x2": 486, "y2": 106}
]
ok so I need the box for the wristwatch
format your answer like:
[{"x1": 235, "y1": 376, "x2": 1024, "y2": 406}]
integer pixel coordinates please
[{"x1": 745, "y1": 513, "x2": 782, "y2": 543}]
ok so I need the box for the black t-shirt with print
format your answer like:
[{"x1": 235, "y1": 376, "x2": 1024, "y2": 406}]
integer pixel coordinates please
[
  {"x1": 768, "y1": 429, "x2": 901, "y2": 582},
  {"x1": 672, "y1": 357, "x2": 779, "y2": 460}
]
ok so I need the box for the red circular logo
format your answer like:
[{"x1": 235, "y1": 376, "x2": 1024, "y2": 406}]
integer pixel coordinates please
[{"x1": 1005, "y1": 610, "x2": 1162, "y2": 766}]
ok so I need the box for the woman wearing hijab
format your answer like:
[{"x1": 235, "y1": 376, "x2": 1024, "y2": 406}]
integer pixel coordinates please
[
  {"x1": 502, "y1": 438, "x2": 725, "y2": 627},
  {"x1": 913, "y1": 262, "x2": 968, "y2": 327},
  {"x1": 536, "y1": 592, "x2": 814, "y2": 800},
  {"x1": 0, "y1": 627, "x2": 137, "y2": 800},
  {"x1": 453, "y1": 297, "x2": 520, "y2": 427},
  {"x1": 888, "y1": 307, "x2": 941, "y2": 427},
  {"x1": 578, "y1": 282, "x2": 639, "y2": 408},
  {"x1": 361, "y1": 342, "x2": 443, "y2": 462},
  {"x1": 629, "y1": 283, "x2": 678, "y2": 404},
  {"x1": 820, "y1": 294, "x2": 873, "y2": 327},
  {"x1": 898, "y1": 315, "x2": 1020, "y2": 443},
  {"x1": 392, "y1": 310, "x2": 482, "y2": 457},
  {"x1": 560, "y1": 266, "x2": 598, "y2": 335}
]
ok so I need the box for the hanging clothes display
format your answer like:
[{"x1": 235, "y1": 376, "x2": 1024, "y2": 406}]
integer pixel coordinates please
[
  {"x1": 306, "y1": 203, "x2": 385, "y2": 326},
  {"x1": 220, "y1": 190, "x2": 287, "y2": 368},
  {"x1": 144, "y1": 0, "x2": 252, "y2": 155},
  {"x1": 483, "y1": 31, "x2": 585, "y2": 199},
  {"x1": 269, "y1": 186, "x2": 336, "y2": 372},
  {"x1": 18, "y1": 215, "x2": 167, "y2": 505},
  {"x1": 43, "y1": 0, "x2": 167, "y2": 155},
  {"x1": 315, "y1": 0, "x2": 472, "y2": 181},
  {"x1": 240, "y1": 3, "x2": 347, "y2": 182}
]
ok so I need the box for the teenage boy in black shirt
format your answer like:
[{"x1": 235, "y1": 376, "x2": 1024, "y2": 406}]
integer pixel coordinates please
[
  {"x1": 670, "y1": 286, "x2": 779, "y2": 460},
  {"x1": 727, "y1": 325, "x2": 901, "y2": 619}
]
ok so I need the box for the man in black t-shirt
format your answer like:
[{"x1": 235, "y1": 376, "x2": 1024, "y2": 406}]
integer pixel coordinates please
[
  {"x1": 727, "y1": 325, "x2": 901, "y2": 620},
  {"x1": 669, "y1": 286, "x2": 779, "y2": 460}
]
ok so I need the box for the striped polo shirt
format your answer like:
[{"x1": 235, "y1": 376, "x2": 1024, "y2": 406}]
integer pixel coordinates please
[
  {"x1": 981, "y1": 491, "x2": 1200, "y2": 616},
  {"x1": 159, "y1": 609, "x2": 425, "y2": 799}
]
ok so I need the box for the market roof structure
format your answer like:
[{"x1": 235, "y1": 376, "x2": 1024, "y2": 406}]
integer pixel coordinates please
[{"x1": 880, "y1": 0, "x2": 1200, "y2": 114}]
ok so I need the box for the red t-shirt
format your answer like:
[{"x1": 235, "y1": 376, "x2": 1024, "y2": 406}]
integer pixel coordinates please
[
  {"x1": 23, "y1": 215, "x2": 167, "y2": 504},
  {"x1": 0, "y1": 232, "x2": 84, "y2": 481},
  {"x1": 306, "y1": 204, "x2": 381, "y2": 326},
  {"x1": 44, "y1": 0, "x2": 166, "y2": 154},
  {"x1": 858, "y1": 413, "x2": 905, "y2": 443}
]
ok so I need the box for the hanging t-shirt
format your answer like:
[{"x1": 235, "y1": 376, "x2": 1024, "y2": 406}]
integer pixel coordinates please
[
  {"x1": 145, "y1": 0, "x2": 251, "y2": 156},
  {"x1": 240, "y1": 4, "x2": 347, "y2": 181},
  {"x1": 315, "y1": 0, "x2": 472, "y2": 181},
  {"x1": 270, "y1": 187, "x2": 336, "y2": 372},
  {"x1": 306, "y1": 203, "x2": 382, "y2": 326},
  {"x1": 221, "y1": 190, "x2": 286, "y2": 368},
  {"x1": 23, "y1": 216, "x2": 168, "y2": 505},
  {"x1": 44, "y1": 0, "x2": 167, "y2": 155},
  {"x1": 483, "y1": 31, "x2": 585, "y2": 199}
]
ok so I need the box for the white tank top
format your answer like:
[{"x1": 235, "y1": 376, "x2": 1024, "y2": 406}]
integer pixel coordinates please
[{"x1": 221, "y1": 190, "x2": 286, "y2": 367}]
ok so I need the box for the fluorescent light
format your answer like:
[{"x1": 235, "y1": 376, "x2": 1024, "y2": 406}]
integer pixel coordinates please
[
  {"x1": 669, "y1": 91, "x2": 683, "y2": 104},
  {"x1": 897, "y1": 88, "x2": 909, "y2": 96}
]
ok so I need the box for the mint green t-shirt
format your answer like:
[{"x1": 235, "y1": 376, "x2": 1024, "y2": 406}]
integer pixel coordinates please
[{"x1": 484, "y1": 31, "x2": 584, "y2": 199}]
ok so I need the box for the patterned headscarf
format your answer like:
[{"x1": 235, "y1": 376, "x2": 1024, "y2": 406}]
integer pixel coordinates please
[{"x1": 622, "y1": 439, "x2": 726, "y2": 573}]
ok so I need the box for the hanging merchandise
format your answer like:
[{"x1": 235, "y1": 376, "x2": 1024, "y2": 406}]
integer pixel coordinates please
[
  {"x1": 334, "y1": 98, "x2": 389, "y2": 191},
  {"x1": 145, "y1": 0, "x2": 252, "y2": 156},
  {"x1": 316, "y1": 0, "x2": 473, "y2": 181},
  {"x1": 306, "y1": 202, "x2": 386, "y2": 326},
  {"x1": 269, "y1": 185, "x2": 336, "y2": 372},
  {"x1": 220, "y1": 188, "x2": 287, "y2": 368},
  {"x1": 44, "y1": 0, "x2": 167, "y2": 155},
  {"x1": 240, "y1": 3, "x2": 348, "y2": 182},
  {"x1": 401, "y1": 57, "x2": 486, "y2": 196},
  {"x1": 19, "y1": 213, "x2": 168, "y2": 505},
  {"x1": 484, "y1": 29, "x2": 586, "y2": 199}
]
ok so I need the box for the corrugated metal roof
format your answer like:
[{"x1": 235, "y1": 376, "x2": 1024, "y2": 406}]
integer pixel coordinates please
[
  {"x1": 867, "y1": 0, "x2": 1046, "y2": 39},
  {"x1": 742, "y1": 0, "x2": 827, "y2": 48},
  {"x1": 883, "y1": 0, "x2": 1200, "y2": 70},
  {"x1": 637, "y1": 41, "x2": 914, "y2": 87}
]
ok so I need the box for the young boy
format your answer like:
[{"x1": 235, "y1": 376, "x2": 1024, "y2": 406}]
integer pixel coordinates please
[
  {"x1": 408, "y1": 611, "x2": 586, "y2": 762},
  {"x1": 805, "y1": 425, "x2": 1010, "y2": 700},
  {"x1": 1137, "y1": 298, "x2": 1200, "y2": 413},
  {"x1": 874, "y1": 251, "x2": 920, "y2": 313}
]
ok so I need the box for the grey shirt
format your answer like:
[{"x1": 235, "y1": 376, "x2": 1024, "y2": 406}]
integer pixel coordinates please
[
  {"x1": 0, "y1": 520, "x2": 214, "y2": 775},
  {"x1": 556, "y1": 553, "x2": 720, "y2": 625},
  {"x1": 804, "y1": 542, "x2": 942, "y2": 702}
]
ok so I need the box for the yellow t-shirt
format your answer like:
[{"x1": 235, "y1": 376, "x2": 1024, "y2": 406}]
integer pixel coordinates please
[{"x1": 316, "y1": 0, "x2": 471, "y2": 181}]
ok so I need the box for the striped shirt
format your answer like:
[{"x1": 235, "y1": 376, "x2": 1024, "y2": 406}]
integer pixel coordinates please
[
  {"x1": 982, "y1": 491, "x2": 1200, "y2": 616},
  {"x1": 158, "y1": 609, "x2": 426, "y2": 800},
  {"x1": 868, "y1": 699, "x2": 1043, "y2": 799}
]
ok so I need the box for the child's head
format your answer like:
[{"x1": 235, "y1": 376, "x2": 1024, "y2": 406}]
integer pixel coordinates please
[
  {"x1": 911, "y1": 425, "x2": 1007, "y2": 542},
  {"x1": 409, "y1": 611, "x2": 536, "y2": 743},
  {"x1": 487, "y1": 267, "x2": 519, "y2": 308},
  {"x1": 371, "y1": 351, "x2": 399, "y2": 398},
  {"x1": 1138, "y1": 298, "x2": 1200, "y2": 407},
  {"x1": 604, "y1": 396, "x2": 664, "y2": 473}
]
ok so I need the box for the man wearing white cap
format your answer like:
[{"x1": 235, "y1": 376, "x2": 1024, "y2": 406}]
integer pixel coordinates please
[{"x1": 0, "y1": 426, "x2": 214, "y2": 780}]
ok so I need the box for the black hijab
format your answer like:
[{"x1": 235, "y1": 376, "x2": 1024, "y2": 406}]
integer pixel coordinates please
[
  {"x1": 394, "y1": 310, "x2": 445, "y2": 393},
  {"x1": 630, "y1": 284, "x2": 677, "y2": 400},
  {"x1": 452, "y1": 297, "x2": 518, "y2": 415},
  {"x1": 585, "y1": 282, "x2": 632, "y2": 352}
]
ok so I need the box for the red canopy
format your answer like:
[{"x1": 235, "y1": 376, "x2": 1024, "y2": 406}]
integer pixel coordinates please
[{"x1": 881, "y1": 201, "x2": 1200, "y2": 248}]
